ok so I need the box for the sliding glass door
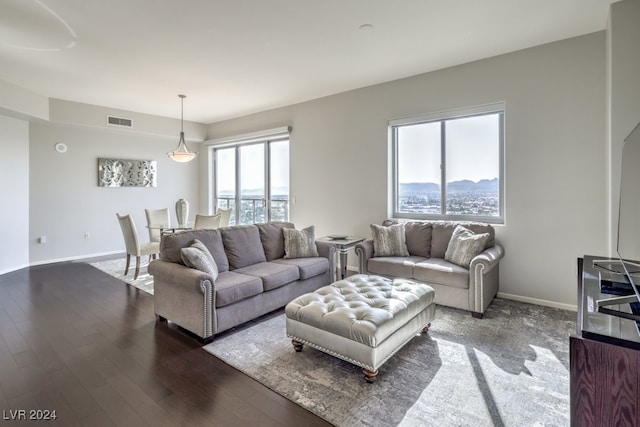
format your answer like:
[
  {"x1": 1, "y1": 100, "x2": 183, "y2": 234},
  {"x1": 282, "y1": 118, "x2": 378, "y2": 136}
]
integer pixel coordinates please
[
  {"x1": 212, "y1": 139, "x2": 289, "y2": 225},
  {"x1": 239, "y1": 143, "x2": 265, "y2": 224}
]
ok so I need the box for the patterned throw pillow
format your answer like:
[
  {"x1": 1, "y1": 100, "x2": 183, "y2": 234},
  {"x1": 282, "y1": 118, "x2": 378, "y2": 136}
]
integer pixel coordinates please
[
  {"x1": 283, "y1": 226, "x2": 319, "y2": 259},
  {"x1": 371, "y1": 223, "x2": 410, "y2": 257},
  {"x1": 181, "y1": 239, "x2": 219, "y2": 280},
  {"x1": 444, "y1": 225, "x2": 491, "y2": 268}
]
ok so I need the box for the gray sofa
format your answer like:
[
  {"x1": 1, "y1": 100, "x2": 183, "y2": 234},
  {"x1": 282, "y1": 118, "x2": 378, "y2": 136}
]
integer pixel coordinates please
[
  {"x1": 148, "y1": 222, "x2": 335, "y2": 342},
  {"x1": 355, "y1": 220, "x2": 504, "y2": 318}
]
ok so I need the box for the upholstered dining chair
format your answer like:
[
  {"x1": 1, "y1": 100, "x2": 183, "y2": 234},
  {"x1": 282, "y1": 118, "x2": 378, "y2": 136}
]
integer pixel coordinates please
[
  {"x1": 193, "y1": 213, "x2": 222, "y2": 229},
  {"x1": 116, "y1": 213, "x2": 160, "y2": 280},
  {"x1": 216, "y1": 208, "x2": 232, "y2": 227},
  {"x1": 145, "y1": 208, "x2": 170, "y2": 243}
]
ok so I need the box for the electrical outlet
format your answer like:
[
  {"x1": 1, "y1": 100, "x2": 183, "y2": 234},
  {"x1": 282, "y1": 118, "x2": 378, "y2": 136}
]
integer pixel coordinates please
[
  {"x1": 39, "y1": 236, "x2": 47, "y2": 244},
  {"x1": 84, "y1": 232, "x2": 91, "y2": 239}
]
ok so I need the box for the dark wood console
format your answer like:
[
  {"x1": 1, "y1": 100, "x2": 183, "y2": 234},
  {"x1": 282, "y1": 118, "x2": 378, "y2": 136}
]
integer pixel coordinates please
[{"x1": 571, "y1": 256, "x2": 640, "y2": 426}]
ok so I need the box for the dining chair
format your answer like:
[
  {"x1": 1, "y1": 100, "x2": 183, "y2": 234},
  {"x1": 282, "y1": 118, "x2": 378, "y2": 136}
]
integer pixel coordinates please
[
  {"x1": 216, "y1": 208, "x2": 232, "y2": 227},
  {"x1": 145, "y1": 208, "x2": 170, "y2": 242},
  {"x1": 194, "y1": 213, "x2": 222, "y2": 229},
  {"x1": 116, "y1": 213, "x2": 160, "y2": 279}
]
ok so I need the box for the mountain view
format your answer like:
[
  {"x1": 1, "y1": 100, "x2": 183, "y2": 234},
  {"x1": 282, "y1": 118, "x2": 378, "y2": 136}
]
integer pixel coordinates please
[
  {"x1": 399, "y1": 178, "x2": 499, "y2": 195},
  {"x1": 399, "y1": 178, "x2": 499, "y2": 217}
]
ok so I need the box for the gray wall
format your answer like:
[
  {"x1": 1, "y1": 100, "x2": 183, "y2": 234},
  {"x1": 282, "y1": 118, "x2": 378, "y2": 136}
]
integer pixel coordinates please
[
  {"x1": 28, "y1": 122, "x2": 201, "y2": 263},
  {"x1": 206, "y1": 33, "x2": 608, "y2": 309},
  {"x1": 0, "y1": 115, "x2": 30, "y2": 274}
]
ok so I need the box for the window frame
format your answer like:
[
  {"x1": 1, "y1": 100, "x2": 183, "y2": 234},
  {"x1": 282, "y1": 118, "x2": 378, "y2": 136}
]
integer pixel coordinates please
[
  {"x1": 390, "y1": 103, "x2": 505, "y2": 224},
  {"x1": 205, "y1": 127, "x2": 291, "y2": 225}
]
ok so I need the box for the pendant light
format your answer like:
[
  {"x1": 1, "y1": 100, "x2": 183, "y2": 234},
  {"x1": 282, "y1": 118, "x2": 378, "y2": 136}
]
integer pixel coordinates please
[{"x1": 168, "y1": 94, "x2": 197, "y2": 162}]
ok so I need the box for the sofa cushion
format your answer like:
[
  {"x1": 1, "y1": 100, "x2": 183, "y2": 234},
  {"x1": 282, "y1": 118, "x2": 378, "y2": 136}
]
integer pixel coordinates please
[
  {"x1": 160, "y1": 229, "x2": 229, "y2": 272},
  {"x1": 465, "y1": 223, "x2": 495, "y2": 248},
  {"x1": 272, "y1": 257, "x2": 329, "y2": 280},
  {"x1": 371, "y1": 223, "x2": 410, "y2": 257},
  {"x1": 404, "y1": 222, "x2": 433, "y2": 258},
  {"x1": 180, "y1": 239, "x2": 218, "y2": 279},
  {"x1": 221, "y1": 225, "x2": 267, "y2": 269},
  {"x1": 414, "y1": 258, "x2": 469, "y2": 289},
  {"x1": 257, "y1": 222, "x2": 295, "y2": 261},
  {"x1": 283, "y1": 226, "x2": 319, "y2": 258},
  {"x1": 214, "y1": 271, "x2": 264, "y2": 308},
  {"x1": 234, "y1": 262, "x2": 300, "y2": 291},
  {"x1": 444, "y1": 225, "x2": 491, "y2": 268},
  {"x1": 431, "y1": 221, "x2": 495, "y2": 258},
  {"x1": 367, "y1": 256, "x2": 427, "y2": 278},
  {"x1": 431, "y1": 222, "x2": 457, "y2": 258}
]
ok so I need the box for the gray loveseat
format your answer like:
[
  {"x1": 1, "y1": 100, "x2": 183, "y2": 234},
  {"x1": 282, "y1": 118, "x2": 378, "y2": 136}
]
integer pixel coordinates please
[
  {"x1": 355, "y1": 220, "x2": 504, "y2": 318},
  {"x1": 148, "y1": 222, "x2": 335, "y2": 342}
]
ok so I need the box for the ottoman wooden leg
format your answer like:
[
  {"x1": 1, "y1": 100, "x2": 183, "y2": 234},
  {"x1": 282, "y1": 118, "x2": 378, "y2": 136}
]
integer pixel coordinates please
[
  {"x1": 292, "y1": 340, "x2": 304, "y2": 352},
  {"x1": 422, "y1": 323, "x2": 431, "y2": 334},
  {"x1": 363, "y1": 369, "x2": 378, "y2": 383}
]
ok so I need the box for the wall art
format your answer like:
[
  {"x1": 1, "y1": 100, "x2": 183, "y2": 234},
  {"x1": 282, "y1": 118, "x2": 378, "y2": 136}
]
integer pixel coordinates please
[{"x1": 98, "y1": 158, "x2": 157, "y2": 187}]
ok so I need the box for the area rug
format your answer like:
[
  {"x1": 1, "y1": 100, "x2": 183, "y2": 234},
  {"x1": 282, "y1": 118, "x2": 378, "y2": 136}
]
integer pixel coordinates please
[
  {"x1": 89, "y1": 258, "x2": 154, "y2": 294},
  {"x1": 204, "y1": 298, "x2": 575, "y2": 426}
]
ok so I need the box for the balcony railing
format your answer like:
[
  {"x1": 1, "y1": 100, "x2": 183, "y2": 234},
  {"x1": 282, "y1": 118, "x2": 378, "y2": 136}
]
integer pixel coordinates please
[{"x1": 216, "y1": 196, "x2": 289, "y2": 225}]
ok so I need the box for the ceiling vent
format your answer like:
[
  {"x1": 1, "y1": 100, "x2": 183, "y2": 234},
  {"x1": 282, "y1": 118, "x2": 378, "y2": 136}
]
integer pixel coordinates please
[{"x1": 107, "y1": 115, "x2": 133, "y2": 128}]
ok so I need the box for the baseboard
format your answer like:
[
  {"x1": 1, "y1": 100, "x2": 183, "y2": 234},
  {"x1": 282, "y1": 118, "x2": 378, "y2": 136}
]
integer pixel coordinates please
[
  {"x1": 29, "y1": 250, "x2": 122, "y2": 267},
  {"x1": 497, "y1": 292, "x2": 577, "y2": 312},
  {"x1": 0, "y1": 262, "x2": 31, "y2": 276}
]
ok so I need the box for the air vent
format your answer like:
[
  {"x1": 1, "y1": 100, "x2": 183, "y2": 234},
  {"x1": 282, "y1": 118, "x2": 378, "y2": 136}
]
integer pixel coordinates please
[{"x1": 107, "y1": 115, "x2": 133, "y2": 128}]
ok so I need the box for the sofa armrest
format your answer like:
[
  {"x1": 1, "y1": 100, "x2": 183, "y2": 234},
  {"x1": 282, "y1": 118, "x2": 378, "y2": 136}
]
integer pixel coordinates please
[
  {"x1": 470, "y1": 244, "x2": 505, "y2": 272},
  {"x1": 148, "y1": 259, "x2": 216, "y2": 341},
  {"x1": 315, "y1": 240, "x2": 336, "y2": 275},
  {"x1": 148, "y1": 259, "x2": 214, "y2": 287},
  {"x1": 468, "y1": 244, "x2": 505, "y2": 316},
  {"x1": 355, "y1": 240, "x2": 374, "y2": 274}
]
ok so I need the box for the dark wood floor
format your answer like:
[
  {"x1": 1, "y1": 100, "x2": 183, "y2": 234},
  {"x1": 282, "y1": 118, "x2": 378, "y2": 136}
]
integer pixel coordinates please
[{"x1": 0, "y1": 262, "x2": 332, "y2": 426}]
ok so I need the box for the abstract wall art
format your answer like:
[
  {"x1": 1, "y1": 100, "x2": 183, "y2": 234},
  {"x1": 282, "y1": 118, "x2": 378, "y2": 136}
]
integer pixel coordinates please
[{"x1": 98, "y1": 158, "x2": 157, "y2": 187}]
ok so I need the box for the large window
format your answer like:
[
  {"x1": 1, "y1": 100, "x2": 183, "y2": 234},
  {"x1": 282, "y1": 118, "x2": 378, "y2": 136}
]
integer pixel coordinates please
[
  {"x1": 208, "y1": 127, "x2": 290, "y2": 225},
  {"x1": 391, "y1": 104, "x2": 504, "y2": 223}
]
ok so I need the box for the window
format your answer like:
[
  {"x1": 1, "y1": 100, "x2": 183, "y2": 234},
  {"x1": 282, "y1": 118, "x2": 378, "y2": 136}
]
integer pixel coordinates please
[
  {"x1": 207, "y1": 127, "x2": 290, "y2": 225},
  {"x1": 390, "y1": 104, "x2": 504, "y2": 223}
]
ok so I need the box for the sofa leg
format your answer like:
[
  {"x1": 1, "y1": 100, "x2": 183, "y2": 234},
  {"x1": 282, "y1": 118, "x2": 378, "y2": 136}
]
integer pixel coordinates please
[
  {"x1": 292, "y1": 340, "x2": 304, "y2": 352},
  {"x1": 363, "y1": 369, "x2": 378, "y2": 383},
  {"x1": 471, "y1": 311, "x2": 484, "y2": 319}
]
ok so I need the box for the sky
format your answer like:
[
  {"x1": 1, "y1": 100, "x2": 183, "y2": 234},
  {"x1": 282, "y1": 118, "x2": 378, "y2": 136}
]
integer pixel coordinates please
[
  {"x1": 397, "y1": 113, "x2": 500, "y2": 184},
  {"x1": 215, "y1": 140, "x2": 289, "y2": 194}
]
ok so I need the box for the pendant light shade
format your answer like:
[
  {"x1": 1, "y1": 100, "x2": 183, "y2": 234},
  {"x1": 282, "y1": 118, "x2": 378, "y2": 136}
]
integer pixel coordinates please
[{"x1": 168, "y1": 94, "x2": 197, "y2": 163}]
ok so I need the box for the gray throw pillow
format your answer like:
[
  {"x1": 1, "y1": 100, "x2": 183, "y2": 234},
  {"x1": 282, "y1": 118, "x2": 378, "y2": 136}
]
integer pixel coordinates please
[
  {"x1": 444, "y1": 225, "x2": 491, "y2": 268},
  {"x1": 181, "y1": 239, "x2": 219, "y2": 280},
  {"x1": 283, "y1": 226, "x2": 319, "y2": 258},
  {"x1": 371, "y1": 223, "x2": 410, "y2": 257}
]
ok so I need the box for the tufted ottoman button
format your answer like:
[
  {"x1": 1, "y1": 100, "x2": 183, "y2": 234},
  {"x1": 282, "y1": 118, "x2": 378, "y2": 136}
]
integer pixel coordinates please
[{"x1": 285, "y1": 274, "x2": 435, "y2": 383}]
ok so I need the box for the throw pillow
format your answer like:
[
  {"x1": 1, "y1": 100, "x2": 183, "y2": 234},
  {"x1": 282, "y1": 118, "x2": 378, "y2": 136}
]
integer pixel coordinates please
[
  {"x1": 371, "y1": 223, "x2": 410, "y2": 257},
  {"x1": 283, "y1": 226, "x2": 319, "y2": 259},
  {"x1": 444, "y1": 225, "x2": 491, "y2": 268},
  {"x1": 181, "y1": 239, "x2": 219, "y2": 280}
]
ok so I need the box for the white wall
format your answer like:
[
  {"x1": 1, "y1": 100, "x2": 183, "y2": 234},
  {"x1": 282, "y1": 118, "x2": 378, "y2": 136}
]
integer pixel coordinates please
[
  {"x1": 206, "y1": 33, "x2": 607, "y2": 308},
  {"x1": 608, "y1": 0, "x2": 640, "y2": 252},
  {"x1": 29, "y1": 122, "x2": 201, "y2": 263},
  {"x1": 0, "y1": 115, "x2": 30, "y2": 274}
]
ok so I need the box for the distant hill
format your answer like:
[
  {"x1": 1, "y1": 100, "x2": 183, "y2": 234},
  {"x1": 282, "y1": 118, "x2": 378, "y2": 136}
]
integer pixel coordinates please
[{"x1": 400, "y1": 178, "x2": 498, "y2": 194}]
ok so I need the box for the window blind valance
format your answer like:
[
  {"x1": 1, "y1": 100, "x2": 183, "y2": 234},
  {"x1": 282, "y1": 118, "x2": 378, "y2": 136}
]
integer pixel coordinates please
[{"x1": 205, "y1": 126, "x2": 291, "y2": 148}]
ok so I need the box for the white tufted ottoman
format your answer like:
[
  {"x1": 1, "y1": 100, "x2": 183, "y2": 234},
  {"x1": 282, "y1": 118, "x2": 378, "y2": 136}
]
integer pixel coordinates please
[{"x1": 285, "y1": 274, "x2": 436, "y2": 382}]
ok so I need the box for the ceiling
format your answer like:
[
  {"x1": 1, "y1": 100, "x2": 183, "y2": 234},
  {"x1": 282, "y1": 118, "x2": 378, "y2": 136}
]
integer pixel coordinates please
[{"x1": 0, "y1": 0, "x2": 616, "y2": 124}]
